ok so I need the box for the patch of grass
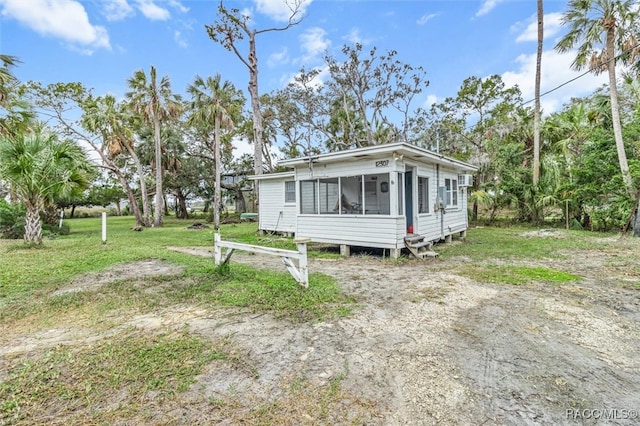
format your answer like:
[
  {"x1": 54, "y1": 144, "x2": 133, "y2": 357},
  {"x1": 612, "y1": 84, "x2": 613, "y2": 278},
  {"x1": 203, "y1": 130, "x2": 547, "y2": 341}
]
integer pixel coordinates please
[
  {"x1": 436, "y1": 226, "x2": 603, "y2": 261},
  {"x1": 458, "y1": 264, "x2": 581, "y2": 286},
  {"x1": 0, "y1": 332, "x2": 225, "y2": 425},
  {"x1": 169, "y1": 264, "x2": 356, "y2": 322},
  {"x1": 411, "y1": 286, "x2": 452, "y2": 303},
  {"x1": 0, "y1": 217, "x2": 216, "y2": 306},
  {"x1": 0, "y1": 218, "x2": 345, "y2": 311}
]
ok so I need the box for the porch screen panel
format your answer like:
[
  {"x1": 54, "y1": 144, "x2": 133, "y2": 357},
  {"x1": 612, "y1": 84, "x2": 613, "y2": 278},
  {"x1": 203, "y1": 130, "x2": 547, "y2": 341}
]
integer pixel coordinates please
[
  {"x1": 319, "y1": 178, "x2": 339, "y2": 214},
  {"x1": 364, "y1": 173, "x2": 390, "y2": 215},
  {"x1": 300, "y1": 180, "x2": 318, "y2": 214},
  {"x1": 340, "y1": 176, "x2": 362, "y2": 214}
]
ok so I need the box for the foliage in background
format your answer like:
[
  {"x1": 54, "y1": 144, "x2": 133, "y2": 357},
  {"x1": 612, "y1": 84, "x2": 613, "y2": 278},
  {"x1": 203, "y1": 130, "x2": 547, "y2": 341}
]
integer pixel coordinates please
[{"x1": 0, "y1": 198, "x2": 25, "y2": 239}]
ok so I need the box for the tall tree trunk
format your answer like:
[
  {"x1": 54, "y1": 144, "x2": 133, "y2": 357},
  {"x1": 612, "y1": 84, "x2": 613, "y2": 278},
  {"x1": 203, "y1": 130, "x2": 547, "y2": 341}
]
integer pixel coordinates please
[
  {"x1": 176, "y1": 189, "x2": 189, "y2": 219},
  {"x1": 114, "y1": 168, "x2": 144, "y2": 226},
  {"x1": 248, "y1": 32, "x2": 262, "y2": 212},
  {"x1": 153, "y1": 114, "x2": 164, "y2": 227},
  {"x1": 533, "y1": 0, "x2": 543, "y2": 187},
  {"x1": 606, "y1": 29, "x2": 634, "y2": 196},
  {"x1": 531, "y1": 0, "x2": 543, "y2": 224},
  {"x1": 235, "y1": 189, "x2": 246, "y2": 213},
  {"x1": 214, "y1": 118, "x2": 221, "y2": 230},
  {"x1": 24, "y1": 206, "x2": 42, "y2": 244},
  {"x1": 124, "y1": 144, "x2": 151, "y2": 227},
  {"x1": 605, "y1": 28, "x2": 638, "y2": 235}
]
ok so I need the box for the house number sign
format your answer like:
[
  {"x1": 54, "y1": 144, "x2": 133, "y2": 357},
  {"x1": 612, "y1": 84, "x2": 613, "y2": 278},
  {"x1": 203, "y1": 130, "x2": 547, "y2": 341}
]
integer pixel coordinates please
[{"x1": 375, "y1": 160, "x2": 389, "y2": 167}]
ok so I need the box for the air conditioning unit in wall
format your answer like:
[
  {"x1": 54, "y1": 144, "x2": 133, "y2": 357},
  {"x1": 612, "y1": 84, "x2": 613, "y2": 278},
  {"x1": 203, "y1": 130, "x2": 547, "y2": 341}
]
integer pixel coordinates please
[{"x1": 458, "y1": 174, "x2": 474, "y2": 187}]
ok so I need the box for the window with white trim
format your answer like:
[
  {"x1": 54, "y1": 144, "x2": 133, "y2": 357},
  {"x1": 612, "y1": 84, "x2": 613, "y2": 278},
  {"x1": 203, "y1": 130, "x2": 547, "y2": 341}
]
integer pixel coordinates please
[
  {"x1": 397, "y1": 173, "x2": 404, "y2": 215},
  {"x1": 444, "y1": 178, "x2": 458, "y2": 207},
  {"x1": 284, "y1": 181, "x2": 296, "y2": 203},
  {"x1": 418, "y1": 177, "x2": 429, "y2": 213}
]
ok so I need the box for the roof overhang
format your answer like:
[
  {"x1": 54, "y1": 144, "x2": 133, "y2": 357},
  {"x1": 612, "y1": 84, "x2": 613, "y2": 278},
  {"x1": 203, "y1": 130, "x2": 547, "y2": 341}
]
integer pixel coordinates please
[
  {"x1": 248, "y1": 171, "x2": 295, "y2": 181},
  {"x1": 277, "y1": 142, "x2": 478, "y2": 172}
]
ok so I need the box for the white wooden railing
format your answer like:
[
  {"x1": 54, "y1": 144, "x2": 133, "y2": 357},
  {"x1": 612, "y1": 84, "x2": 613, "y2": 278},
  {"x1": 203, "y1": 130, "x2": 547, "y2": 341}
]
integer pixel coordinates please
[{"x1": 213, "y1": 234, "x2": 310, "y2": 288}]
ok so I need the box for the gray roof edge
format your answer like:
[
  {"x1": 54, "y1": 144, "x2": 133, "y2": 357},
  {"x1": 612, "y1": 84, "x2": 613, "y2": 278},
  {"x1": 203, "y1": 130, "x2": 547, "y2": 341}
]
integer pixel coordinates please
[
  {"x1": 277, "y1": 142, "x2": 478, "y2": 171},
  {"x1": 248, "y1": 171, "x2": 295, "y2": 180}
]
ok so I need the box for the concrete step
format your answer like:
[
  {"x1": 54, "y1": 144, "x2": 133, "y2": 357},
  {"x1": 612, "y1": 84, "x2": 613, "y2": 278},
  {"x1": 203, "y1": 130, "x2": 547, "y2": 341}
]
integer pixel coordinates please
[
  {"x1": 408, "y1": 240, "x2": 432, "y2": 249},
  {"x1": 404, "y1": 234, "x2": 424, "y2": 244}
]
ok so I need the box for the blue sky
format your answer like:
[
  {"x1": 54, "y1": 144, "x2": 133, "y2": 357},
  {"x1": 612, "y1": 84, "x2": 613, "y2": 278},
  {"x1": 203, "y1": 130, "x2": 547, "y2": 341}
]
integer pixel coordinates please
[{"x1": 0, "y1": 0, "x2": 609, "y2": 156}]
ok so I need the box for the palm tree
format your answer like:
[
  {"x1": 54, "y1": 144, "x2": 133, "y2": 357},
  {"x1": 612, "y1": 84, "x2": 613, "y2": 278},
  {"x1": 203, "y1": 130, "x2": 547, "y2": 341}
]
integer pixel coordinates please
[
  {"x1": 126, "y1": 66, "x2": 181, "y2": 227},
  {"x1": 187, "y1": 74, "x2": 243, "y2": 229},
  {"x1": 81, "y1": 94, "x2": 152, "y2": 227},
  {"x1": 0, "y1": 55, "x2": 34, "y2": 136},
  {"x1": 555, "y1": 0, "x2": 640, "y2": 196},
  {"x1": 533, "y1": 0, "x2": 543, "y2": 188},
  {"x1": 0, "y1": 131, "x2": 92, "y2": 244},
  {"x1": 0, "y1": 55, "x2": 19, "y2": 104}
]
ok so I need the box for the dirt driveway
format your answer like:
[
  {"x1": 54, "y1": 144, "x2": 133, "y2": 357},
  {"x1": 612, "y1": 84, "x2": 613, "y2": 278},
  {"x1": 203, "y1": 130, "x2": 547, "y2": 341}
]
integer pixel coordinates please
[
  {"x1": 2, "y1": 233, "x2": 639, "y2": 425},
  {"x1": 165, "y1": 235, "x2": 640, "y2": 425}
]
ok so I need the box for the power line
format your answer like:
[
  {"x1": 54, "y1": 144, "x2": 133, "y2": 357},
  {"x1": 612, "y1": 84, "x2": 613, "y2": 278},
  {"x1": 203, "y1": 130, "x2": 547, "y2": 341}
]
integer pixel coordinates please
[
  {"x1": 520, "y1": 42, "x2": 640, "y2": 107},
  {"x1": 520, "y1": 68, "x2": 594, "y2": 106}
]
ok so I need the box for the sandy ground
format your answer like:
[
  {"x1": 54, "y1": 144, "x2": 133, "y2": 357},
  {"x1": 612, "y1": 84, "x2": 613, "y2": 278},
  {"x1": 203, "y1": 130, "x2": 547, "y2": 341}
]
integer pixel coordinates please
[
  {"x1": 2, "y1": 233, "x2": 640, "y2": 425},
  {"x1": 167, "y1": 239, "x2": 640, "y2": 425}
]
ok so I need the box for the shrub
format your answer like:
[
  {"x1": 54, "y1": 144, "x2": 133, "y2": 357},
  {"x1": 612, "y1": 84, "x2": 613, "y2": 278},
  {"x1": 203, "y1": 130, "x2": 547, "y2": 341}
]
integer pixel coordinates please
[
  {"x1": 43, "y1": 221, "x2": 71, "y2": 238},
  {"x1": 0, "y1": 199, "x2": 26, "y2": 239}
]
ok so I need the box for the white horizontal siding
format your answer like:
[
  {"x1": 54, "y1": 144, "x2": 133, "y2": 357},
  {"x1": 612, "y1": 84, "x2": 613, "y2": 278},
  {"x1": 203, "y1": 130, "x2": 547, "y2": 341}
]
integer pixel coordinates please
[
  {"x1": 297, "y1": 215, "x2": 403, "y2": 248},
  {"x1": 258, "y1": 179, "x2": 295, "y2": 233},
  {"x1": 416, "y1": 214, "x2": 442, "y2": 242}
]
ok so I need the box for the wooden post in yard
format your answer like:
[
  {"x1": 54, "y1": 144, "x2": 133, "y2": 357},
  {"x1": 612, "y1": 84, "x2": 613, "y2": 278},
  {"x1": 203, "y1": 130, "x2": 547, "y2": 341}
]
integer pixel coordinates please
[
  {"x1": 295, "y1": 238, "x2": 309, "y2": 289},
  {"x1": 101, "y1": 212, "x2": 107, "y2": 244}
]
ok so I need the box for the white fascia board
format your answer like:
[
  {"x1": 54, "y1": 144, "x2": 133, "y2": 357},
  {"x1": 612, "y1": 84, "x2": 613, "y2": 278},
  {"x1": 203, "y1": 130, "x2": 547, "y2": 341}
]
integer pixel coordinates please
[
  {"x1": 278, "y1": 142, "x2": 478, "y2": 172},
  {"x1": 248, "y1": 171, "x2": 295, "y2": 181}
]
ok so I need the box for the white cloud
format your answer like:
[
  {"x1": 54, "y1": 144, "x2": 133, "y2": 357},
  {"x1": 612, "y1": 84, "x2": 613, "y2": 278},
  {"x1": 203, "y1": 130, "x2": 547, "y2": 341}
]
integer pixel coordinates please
[
  {"x1": 417, "y1": 13, "x2": 437, "y2": 26},
  {"x1": 282, "y1": 65, "x2": 329, "y2": 90},
  {"x1": 268, "y1": 47, "x2": 289, "y2": 68},
  {"x1": 299, "y1": 27, "x2": 330, "y2": 62},
  {"x1": 76, "y1": 138, "x2": 103, "y2": 165},
  {"x1": 502, "y1": 49, "x2": 608, "y2": 115},
  {"x1": 168, "y1": 0, "x2": 189, "y2": 14},
  {"x1": 232, "y1": 136, "x2": 254, "y2": 160},
  {"x1": 240, "y1": 7, "x2": 253, "y2": 22},
  {"x1": 424, "y1": 94, "x2": 438, "y2": 108},
  {"x1": 254, "y1": 0, "x2": 312, "y2": 23},
  {"x1": 102, "y1": 0, "x2": 134, "y2": 21},
  {"x1": 231, "y1": 136, "x2": 283, "y2": 165},
  {"x1": 476, "y1": 0, "x2": 504, "y2": 17},
  {"x1": 515, "y1": 12, "x2": 563, "y2": 43},
  {"x1": 174, "y1": 30, "x2": 187, "y2": 48},
  {"x1": 134, "y1": 0, "x2": 170, "y2": 21},
  {"x1": 0, "y1": 0, "x2": 110, "y2": 51},
  {"x1": 343, "y1": 27, "x2": 373, "y2": 45}
]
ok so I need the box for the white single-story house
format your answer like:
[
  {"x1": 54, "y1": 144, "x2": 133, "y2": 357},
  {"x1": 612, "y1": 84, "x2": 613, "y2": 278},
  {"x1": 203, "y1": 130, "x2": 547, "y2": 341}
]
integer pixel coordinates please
[{"x1": 251, "y1": 142, "x2": 478, "y2": 258}]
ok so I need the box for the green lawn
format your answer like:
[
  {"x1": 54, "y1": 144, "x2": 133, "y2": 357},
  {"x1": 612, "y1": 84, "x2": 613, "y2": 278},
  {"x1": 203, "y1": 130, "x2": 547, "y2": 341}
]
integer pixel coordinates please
[
  {"x1": 2, "y1": 216, "x2": 637, "y2": 425},
  {"x1": 0, "y1": 216, "x2": 352, "y2": 321}
]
